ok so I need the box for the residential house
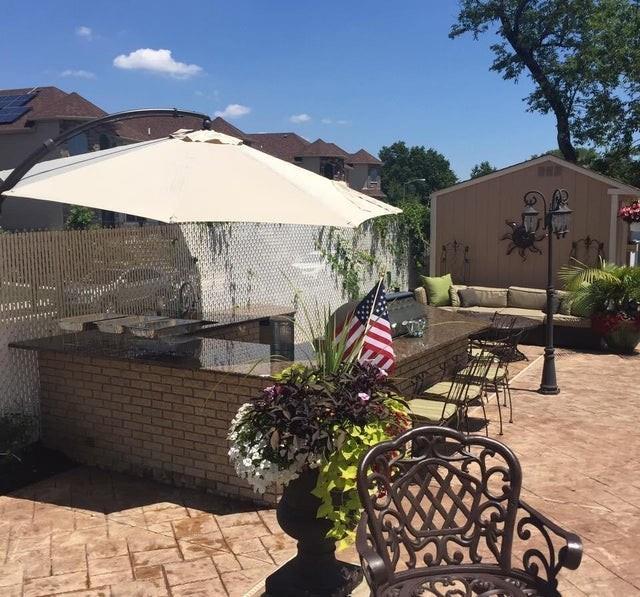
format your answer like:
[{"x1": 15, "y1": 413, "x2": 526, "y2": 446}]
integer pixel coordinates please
[
  {"x1": 0, "y1": 86, "x2": 204, "y2": 230},
  {"x1": 0, "y1": 87, "x2": 384, "y2": 230},
  {"x1": 214, "y1": 121, "x2": 385, "y2": 199}
]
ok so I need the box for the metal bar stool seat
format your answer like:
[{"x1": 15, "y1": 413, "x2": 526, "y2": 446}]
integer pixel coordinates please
[
  {"x1": 408, "y1": 399, "x2": 458, "y2": 422},
  {"x1": 420, "y1": 380, "x2": 484, "y2": 402}
]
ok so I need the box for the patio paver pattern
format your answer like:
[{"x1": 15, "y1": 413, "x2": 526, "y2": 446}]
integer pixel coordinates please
[
  {"x1": 0, "y1": 473, "x2": 294, "y2": 597},
  {"x1": 0, "y1": 347, "x2": 638, "y2": 596}
]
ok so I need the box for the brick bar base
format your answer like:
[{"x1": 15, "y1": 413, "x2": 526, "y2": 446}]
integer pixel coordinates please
[
  {"x1": 36, "y1": 336, "x2": 467, "y2": 506},
  {"x1": 393, "y1": 337, "x2": 469, "y2": 395},
  {"x1": 38, "y1": 352, "x2": 278, "y2": 506}
]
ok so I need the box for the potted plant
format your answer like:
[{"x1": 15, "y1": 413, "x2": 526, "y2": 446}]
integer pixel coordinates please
[
  {"x1": 618, "y1": 201, "x2": 640, "y2": 243},
  {"x1": 228, "y1": 305, "x2": 410, "y2": 596},
  {"x1": 560, "y1": 260, "x2": 640, "y2": 354}
]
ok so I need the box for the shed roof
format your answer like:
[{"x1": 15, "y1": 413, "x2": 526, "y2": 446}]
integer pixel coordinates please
[{"x1": 432, "y1": 154, "x2": 640, "y2": 198}]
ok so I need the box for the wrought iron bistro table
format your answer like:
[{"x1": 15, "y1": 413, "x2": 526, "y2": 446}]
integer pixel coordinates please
[{"x1": 468, "y1": 313, "x2": 540, "y2": 362}]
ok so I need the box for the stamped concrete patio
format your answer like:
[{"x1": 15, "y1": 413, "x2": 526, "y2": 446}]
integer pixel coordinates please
[{"x1": 0, "y1": 347, "x2": 638, "y2": 597}]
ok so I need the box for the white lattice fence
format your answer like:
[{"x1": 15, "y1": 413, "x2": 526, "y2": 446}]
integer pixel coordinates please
[{"x1": 0, "y1": 223, "x2": 407, "y2": 421}]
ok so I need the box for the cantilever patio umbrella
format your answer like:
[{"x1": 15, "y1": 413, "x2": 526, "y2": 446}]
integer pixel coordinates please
[{"x1": 0, "y1": 128, "x2": 400, "y2": 228}]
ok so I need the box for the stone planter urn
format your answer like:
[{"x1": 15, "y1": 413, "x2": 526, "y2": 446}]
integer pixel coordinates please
[{"x1": 264, "y1": 468, "x2": 362, "y2": 597}]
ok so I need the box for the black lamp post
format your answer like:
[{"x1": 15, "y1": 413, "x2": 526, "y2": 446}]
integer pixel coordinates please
[{"x1": 521, "y1": 189, "x2": 572, "y2": 395}]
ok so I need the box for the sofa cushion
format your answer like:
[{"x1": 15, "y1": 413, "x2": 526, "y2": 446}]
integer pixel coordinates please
[
  {"x1": 420, "y1": 274, "x2": 452, "y2": 307},
  {"x1": 546, "y1": 314, "x2": 591, "y2": 328},
  {"x1": 498, "y1": 307, "x2": 545, "y2": 322},
  {"x1": 459, "y1": 286, "x2": 508, "y2": 308},
  {"x1": 508, "y1": 286, "x2": 547, "y2": 310},
  {"x1": 455, "y1": 306, "x2": 503, "y2": 314}
]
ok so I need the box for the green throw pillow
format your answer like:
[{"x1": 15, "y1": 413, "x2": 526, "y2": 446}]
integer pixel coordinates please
[{"x1": 420, "y1": 274, "x2": 453, "y2": 307}]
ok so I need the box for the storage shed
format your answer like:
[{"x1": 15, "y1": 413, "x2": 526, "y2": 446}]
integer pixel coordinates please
[{"x1": 430, "y1": 155, "x2": 640, "y2": 288}]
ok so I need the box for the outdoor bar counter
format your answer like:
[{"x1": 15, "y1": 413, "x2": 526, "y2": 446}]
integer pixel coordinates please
[{"x1": 12, "y1": 305, "x2": 485, "y2": 506}]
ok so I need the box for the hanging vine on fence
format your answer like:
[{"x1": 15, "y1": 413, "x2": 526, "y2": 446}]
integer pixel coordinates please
[
  {"x1": 316, "y1": 200, "x2": 428, "y2": 299},
  {"x1": 316, "y1": 228, "x2": 381, "y2": 300}
]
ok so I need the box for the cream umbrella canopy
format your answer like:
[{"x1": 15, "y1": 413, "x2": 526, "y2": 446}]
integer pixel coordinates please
[{"x1": 0, "y1": 129, "x2": 400, "y2": 228}]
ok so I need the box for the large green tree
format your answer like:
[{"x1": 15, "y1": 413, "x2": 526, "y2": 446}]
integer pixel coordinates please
[
  {"x1": 470, "y1": 161, "x2": 497, "y2": 178},
  {"x1": 379, "y1": 141, "x2": 457, "y2": 204},
  {"x1": 451, "y1": 0, "x2": 640, "y2": 164}
]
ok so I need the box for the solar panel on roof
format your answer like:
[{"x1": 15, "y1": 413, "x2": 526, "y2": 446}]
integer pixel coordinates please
[
  {"x1": 0, "y1": 106, "x2": 31, "y2": 124},
  {"x1": 0, "y1": 94, "x2": 35, "y2": 109}
]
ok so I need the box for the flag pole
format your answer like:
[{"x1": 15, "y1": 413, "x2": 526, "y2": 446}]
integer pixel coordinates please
[{"x1": 356, "y1": 276, "x2": 385, "y2": 361}]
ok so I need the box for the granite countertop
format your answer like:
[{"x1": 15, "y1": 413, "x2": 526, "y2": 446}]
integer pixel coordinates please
[
  {"x1": 391, "y1": 306, "x2": 488, "y2": 364},
  {"x1": 11, "y1": 306, "x2": 487, "y2": 378},
  {"x1": 200, "y1": 304, "x2": 295, "y2": 327}
]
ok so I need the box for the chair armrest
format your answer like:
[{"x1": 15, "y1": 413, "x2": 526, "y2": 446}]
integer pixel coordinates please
[
  {"x1": 356, "y1": 514, "x2": 389, "y2": 590},
  {"x1": 517, "y1": 499, "x2": 583, "y2": 577}
]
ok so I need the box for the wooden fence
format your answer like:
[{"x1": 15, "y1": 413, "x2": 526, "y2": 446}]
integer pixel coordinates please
[{"x1": 0, "y1": 225, "x2": 199, "y2": 418}]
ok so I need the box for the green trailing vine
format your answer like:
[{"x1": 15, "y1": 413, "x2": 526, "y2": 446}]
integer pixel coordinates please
[
  {"x1": 369, "y1": 198, "x2": 430, "y2": 271},
  {"x1": 311, "y1": 395, "x2": 409, "y2": 548},
  {"x1": 316, "y1": 228, "x2": 382, "y2": 299},
  {"x1": 316, "y1": 200, "x2": 429, "y2": 298}
]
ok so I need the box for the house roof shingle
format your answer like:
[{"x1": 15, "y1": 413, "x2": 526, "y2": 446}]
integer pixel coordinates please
[
  {"x1": 0, "y1": 86, "x2": 107, "y2": 132},
  {"x1": 348, "y1": 148, "x2": 382, "y2": 165},
  {"x1": 120, "y1": 115, "x2": 207, "y2": 141},
  {"x1": 209, "y1": 117, "x2": 252, "y2": 142},
  {"x1": 249, "y1": 132, "x2": 310, "y2": 162},
  {"x1": 297, "y1": 138, "x2": 350, "y2": 159}
]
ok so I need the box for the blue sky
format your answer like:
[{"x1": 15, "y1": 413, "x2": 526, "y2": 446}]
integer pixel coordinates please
[{"x1": 2, "y1": 0, "x2": 557, "y2": 179}]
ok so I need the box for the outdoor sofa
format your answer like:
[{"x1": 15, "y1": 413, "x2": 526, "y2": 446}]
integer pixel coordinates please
[{"x1": 414, "y1": 280, "x2": 599, "y2": 349}]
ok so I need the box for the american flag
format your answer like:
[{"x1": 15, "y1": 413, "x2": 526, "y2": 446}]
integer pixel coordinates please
[{"x1": 339, "y1": 281, "x2": 395, "y2": 371}]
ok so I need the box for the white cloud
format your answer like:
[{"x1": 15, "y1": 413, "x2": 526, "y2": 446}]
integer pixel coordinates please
[
  {"x1": 290, "y1": 113, "x2": 311, "y2": 124},
  {"x1": 113, "y1": 48, "x2": 202, "y2": 79},
  {"x1": 321, "y1": 117, "x2": 350, "y2": 125},
  {"x1": 214, "y1": 104, "x2": 251, "y2": 119},
  {"x1": 76, "y1": 26, "x2": 93, "y2": 40},
  {"x1": 61, "y1": 69, "x2": 96, "y2": 79}
]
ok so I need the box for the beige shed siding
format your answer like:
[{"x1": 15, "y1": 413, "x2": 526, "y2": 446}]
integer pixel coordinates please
[{"x1": 435, "y1": 160, "x2": 622, "y2": 288}]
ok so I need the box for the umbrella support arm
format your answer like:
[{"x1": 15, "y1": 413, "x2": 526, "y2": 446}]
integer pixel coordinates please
[{"x1": 0, "y1": 108, "x2": 211, "y2": 213}]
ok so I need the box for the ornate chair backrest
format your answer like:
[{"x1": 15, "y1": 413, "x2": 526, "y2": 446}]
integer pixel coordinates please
[{"x1": 357, "y1": 426, "x2": 522, "y2": 583}]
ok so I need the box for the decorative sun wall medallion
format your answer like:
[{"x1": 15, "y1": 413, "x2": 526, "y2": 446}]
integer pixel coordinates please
[{"x1": 500, "y1": 220, "x2": 545, "y2": 261}]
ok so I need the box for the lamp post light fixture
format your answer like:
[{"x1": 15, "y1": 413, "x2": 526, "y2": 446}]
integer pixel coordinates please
[
  {"x1": 403, "y1": 177, "x2": 426, "y2": 200},
  {"x1": 521, "y1": 188, "x2": 572, "y2": 395}
]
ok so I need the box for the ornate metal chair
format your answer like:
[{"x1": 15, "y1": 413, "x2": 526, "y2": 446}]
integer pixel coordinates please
[
  {"x1": 356, "y1": 426, "x2": 582, "y2": 596},
  {"x1": 409, "y1": 354, "x2": 494, "y2": 435}
]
